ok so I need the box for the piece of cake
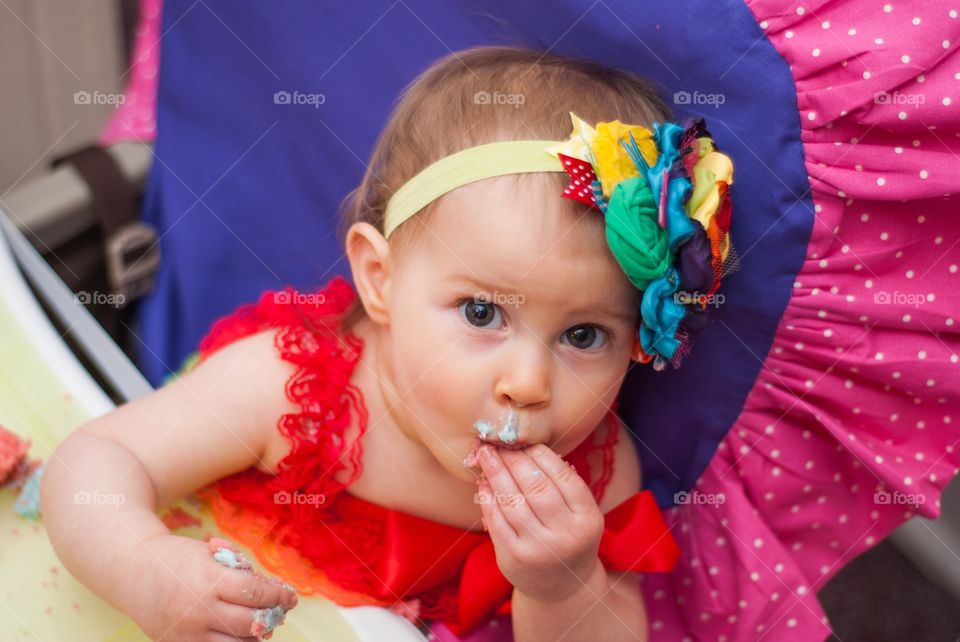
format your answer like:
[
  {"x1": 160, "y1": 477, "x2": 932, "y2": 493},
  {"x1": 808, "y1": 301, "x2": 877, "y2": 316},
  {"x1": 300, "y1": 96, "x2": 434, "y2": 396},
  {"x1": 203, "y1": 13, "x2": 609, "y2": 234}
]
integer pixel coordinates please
[
  {"x1": 251, "y1": 606, "x2": 287, "y2": 639},
  {"x1": 0, "y1": 425, "x2": 31, "y2": 487}
]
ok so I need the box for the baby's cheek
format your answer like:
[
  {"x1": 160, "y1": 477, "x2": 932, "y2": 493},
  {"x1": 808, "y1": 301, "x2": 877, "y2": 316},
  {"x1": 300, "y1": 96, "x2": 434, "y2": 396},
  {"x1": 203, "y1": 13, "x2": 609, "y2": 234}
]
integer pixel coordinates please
[
  {"x1": 554, "y1": 419, "x2": 600, "y2": 456},
  {"x1": 395, "y1": 325, "x2": 470, "y2": 418},
  {"x1": 390, "y1": 311, "x2": 445, "y2": 381},
  {"x1": 552, "y1": 390, "x2": 616, "y2": 451},
  {"x1": 404, "y1": 356, "x2": 477, "y2": 478},
  {"x1": 415, "y1": 353, "x2": 472, "y2": 417}
]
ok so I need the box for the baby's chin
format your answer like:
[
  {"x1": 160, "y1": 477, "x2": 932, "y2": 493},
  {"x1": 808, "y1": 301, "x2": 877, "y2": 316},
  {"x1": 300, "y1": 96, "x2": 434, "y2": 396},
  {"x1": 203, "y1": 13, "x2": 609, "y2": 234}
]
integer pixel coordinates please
[{"x1": 430, "y1": 438, "x2": 482, "y2": 483}]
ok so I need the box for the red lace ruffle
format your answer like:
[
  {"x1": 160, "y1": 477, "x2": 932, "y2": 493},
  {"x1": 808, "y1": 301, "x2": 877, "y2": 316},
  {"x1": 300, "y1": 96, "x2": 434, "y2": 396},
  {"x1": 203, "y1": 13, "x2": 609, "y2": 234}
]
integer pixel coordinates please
[{"x1": 193, "y1": 275, "x2": 620, "y2": 627}]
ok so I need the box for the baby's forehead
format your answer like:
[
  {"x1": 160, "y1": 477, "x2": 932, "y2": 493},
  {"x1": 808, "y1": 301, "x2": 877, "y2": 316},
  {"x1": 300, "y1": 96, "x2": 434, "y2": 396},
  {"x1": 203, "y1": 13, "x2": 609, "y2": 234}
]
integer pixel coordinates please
[
  {"x1": 413, "y1": 176, "x2": 638, "y2": 313},
  {"x1": 429, "y1": 174, "x2": 609, "y2": 260}
]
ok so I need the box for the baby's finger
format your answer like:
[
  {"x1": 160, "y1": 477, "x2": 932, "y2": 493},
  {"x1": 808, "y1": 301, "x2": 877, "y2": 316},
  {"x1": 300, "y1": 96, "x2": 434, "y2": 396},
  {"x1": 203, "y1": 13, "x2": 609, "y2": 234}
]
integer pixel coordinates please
[
  {"x1": 478, "y1": 479, "x2": 518, "y2": 545},
  {"x1": 477, "y1": 445, "x2": 542, "y2": 534},
  {"x1": 217, "y1": 570, "x2": 298, "y2": 610},
  {"x1": 206, "y1": 631, "x2": 258, "y2": 642},
  {"x1": 527, "y1": 444, "x2": 597, "y2": 513},
  {"x1": 497, "y1": 448, "x2": 568, "y2": 526},
  {"x1": 210, "y1": 600, "x2": 269, "y2": 639}
]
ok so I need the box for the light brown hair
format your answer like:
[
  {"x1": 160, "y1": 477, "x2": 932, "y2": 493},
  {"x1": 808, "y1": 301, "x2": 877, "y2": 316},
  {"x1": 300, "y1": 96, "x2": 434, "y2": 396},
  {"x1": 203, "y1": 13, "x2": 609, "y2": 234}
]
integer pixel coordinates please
[{"x1": 337, "y1": 45, "x2": 672, "y2": 331}]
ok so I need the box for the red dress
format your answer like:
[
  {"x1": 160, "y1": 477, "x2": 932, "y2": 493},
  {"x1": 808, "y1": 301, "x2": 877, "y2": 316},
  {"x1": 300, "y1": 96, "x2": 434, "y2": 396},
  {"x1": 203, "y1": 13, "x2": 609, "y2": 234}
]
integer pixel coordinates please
[{"x1": 194, "y1": 276, "x2": 680, "y2": 636}]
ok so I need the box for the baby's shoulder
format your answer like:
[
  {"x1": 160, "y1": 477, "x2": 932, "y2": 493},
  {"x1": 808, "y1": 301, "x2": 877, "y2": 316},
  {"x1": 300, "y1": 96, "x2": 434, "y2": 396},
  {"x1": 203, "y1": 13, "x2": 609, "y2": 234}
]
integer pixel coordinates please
[
  {"x1": 225, "y1": 328, "x2": 304, "y2": 476},
  {"x1": 199, "y1": 328, "x2": 304, "y2": 475},
  {"x1": 247, "y1": 320, "x2": 367, "y2": 479},
  {"x1": 198, "y1": 281, "x2": 364, "y2": 477},
  {"x1": 194, "y1": 326, "x2": 302, "y2": 423}
]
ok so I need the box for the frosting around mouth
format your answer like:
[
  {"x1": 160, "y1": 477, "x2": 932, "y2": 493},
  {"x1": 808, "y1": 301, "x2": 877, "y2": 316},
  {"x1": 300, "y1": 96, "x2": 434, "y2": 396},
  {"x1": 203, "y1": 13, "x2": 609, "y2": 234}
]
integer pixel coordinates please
[
  {"x1": 497, "y1": 406, "x2": 519, "y2": 444},
  {"x1": 471, "y1": 406, "x2": 521, "y2": 451},
  {"x1": 473, "y1": 420, "x2": 494, "y2": 438}
]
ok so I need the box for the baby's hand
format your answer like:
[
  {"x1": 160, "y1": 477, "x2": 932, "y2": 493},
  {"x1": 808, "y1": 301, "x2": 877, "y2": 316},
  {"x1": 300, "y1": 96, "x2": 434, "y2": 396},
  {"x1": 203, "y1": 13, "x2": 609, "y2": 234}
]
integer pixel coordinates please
[
  {"x1": 123, "y1": 533, "x2": 298, "y2": 641},
  {"x1": 476, "y1": 443, "x2": 604, "y2": 603}
]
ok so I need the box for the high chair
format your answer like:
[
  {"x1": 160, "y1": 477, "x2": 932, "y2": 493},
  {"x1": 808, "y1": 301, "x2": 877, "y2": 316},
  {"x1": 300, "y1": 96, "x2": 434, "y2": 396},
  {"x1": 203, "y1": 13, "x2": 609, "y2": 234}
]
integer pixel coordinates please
[{"x1": 0, "y1": 207, "x2": 427, "y2": 641}]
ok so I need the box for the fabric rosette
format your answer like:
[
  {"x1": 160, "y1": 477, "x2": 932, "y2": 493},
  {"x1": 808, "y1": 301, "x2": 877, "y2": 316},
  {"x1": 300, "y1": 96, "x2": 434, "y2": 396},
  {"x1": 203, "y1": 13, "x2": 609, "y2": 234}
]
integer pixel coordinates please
[{"x1": 547, "y1": 112, "x2": 735, "y2": 370}]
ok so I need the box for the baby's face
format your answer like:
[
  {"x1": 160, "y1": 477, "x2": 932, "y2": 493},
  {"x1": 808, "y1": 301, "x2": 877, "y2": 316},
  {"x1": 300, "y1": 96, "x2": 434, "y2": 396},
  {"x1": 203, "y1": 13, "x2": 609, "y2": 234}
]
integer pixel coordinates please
[{"x1": 384, "y1": 176, "x2": 640, "y2": 483}]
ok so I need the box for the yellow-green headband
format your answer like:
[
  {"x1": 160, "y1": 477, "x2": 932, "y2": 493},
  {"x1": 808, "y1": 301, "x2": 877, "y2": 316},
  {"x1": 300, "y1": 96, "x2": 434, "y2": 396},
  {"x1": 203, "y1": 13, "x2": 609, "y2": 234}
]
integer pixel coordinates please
[
  {"x1": 376, "y1": 112, "x2": 736, "y2": 372},
  {"x1": 382, "y1": 140, "x2": 566, "y2": 238}
]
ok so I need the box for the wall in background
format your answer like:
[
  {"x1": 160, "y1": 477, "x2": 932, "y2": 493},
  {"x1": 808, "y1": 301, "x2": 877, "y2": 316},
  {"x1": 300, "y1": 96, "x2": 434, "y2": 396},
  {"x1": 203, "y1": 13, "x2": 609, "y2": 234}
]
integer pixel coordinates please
[{"x1": 0, "y1": 0, "x2": 126, "y2": 194}]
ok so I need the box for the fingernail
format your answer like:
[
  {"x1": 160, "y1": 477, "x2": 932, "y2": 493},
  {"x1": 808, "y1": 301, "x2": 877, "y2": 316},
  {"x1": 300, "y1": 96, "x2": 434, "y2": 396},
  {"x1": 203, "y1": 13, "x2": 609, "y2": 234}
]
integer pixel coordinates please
[{"x1": 481, "y1": 445, "x2": 495, "y2": 463}]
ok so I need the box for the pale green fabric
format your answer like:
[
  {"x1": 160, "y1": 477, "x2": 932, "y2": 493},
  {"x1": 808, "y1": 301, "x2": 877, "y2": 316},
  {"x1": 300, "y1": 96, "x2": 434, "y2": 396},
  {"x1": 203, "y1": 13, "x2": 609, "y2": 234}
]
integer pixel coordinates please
[{"x1": 383, "y1": 140, "x2": 566, "y2": 238}]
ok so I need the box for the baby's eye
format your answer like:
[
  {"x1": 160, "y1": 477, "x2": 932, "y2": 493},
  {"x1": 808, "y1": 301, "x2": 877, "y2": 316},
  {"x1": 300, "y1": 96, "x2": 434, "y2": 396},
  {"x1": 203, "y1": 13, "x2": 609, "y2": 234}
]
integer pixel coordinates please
[
  {"x1": 459, "y1": 300, "x2": 505, "y2": 329},
  {"x1": 561, "y1": 325, "x2": 606, "y2": 351}
]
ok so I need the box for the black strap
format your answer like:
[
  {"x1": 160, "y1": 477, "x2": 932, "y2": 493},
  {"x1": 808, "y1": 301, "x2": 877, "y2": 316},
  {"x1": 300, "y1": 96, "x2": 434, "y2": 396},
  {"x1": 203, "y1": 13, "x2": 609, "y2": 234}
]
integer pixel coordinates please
[{"x1": 52, "y1": 146, "x2": 160, "y2": 306}]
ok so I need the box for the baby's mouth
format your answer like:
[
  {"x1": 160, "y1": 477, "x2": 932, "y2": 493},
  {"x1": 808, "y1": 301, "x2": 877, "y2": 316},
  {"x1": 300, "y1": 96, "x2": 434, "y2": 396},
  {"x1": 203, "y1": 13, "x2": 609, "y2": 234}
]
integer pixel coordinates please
[
  {"x1": 463, "y1": 407, "x2": 516, "y2": 467},
  {"x1": 463, "y1": 407, "x2": 533, "y2": 468},
  {"x1": 471, "y1": 406, "x2": 531, "y2": 452}
]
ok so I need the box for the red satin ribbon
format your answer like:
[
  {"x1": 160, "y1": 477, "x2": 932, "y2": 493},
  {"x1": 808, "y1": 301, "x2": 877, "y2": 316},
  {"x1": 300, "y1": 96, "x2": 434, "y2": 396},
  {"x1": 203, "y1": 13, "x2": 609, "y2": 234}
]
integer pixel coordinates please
[
  {"x1": 353, "y1": 489, "x2": 679, "y2": 636},
  {"x1": 453, "y1": 490, "x2": 679, "y2": 636},
  {"x1": 373, "y1": 504, "x2": 488, "y2": 596}
]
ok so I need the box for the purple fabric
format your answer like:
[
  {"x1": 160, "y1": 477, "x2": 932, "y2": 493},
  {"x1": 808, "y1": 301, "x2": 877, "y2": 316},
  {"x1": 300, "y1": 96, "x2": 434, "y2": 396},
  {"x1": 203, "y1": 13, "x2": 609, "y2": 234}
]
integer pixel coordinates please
[{"x1": 677, "y1": 223, "x2": 713, "y2": 295}]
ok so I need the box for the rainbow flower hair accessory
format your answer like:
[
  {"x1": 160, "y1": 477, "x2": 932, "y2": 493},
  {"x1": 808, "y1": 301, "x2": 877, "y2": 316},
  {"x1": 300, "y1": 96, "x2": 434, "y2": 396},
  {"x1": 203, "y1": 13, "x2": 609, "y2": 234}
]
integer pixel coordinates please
[{"x1": 382, "y1": 112, "x2": 736, "y2": 371}]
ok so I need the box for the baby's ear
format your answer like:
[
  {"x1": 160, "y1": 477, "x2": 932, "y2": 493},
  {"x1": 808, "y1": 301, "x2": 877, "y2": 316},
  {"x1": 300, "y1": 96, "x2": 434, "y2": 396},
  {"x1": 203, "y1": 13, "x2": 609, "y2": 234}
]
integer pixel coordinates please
[{"x1": 345, "y1": 222, "x2": 392, "y2": 325}]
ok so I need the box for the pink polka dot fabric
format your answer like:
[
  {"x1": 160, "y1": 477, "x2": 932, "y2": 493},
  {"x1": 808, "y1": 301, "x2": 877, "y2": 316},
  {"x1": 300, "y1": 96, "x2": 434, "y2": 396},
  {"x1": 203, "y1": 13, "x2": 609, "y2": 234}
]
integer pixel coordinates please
[
  {"x1": 642, "y1": 1, "x2": 960, "y2": 640},
  {"x1": 99, "y1": 0, "x2": 162, "y2": 145}
]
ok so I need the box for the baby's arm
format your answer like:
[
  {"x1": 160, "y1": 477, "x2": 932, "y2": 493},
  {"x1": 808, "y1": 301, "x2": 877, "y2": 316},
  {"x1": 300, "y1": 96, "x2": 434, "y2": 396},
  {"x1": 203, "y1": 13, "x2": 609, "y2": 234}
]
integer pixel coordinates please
[{"x1": 40, "y1": 329, "x2": 300, "y2": 638}]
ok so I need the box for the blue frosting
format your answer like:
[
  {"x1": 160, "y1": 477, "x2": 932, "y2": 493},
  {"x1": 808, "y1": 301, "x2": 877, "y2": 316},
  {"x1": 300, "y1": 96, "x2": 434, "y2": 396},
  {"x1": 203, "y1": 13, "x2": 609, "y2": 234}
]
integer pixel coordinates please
[{"x1": 13, "y1": 463, "x2": 43, "y2": 519}]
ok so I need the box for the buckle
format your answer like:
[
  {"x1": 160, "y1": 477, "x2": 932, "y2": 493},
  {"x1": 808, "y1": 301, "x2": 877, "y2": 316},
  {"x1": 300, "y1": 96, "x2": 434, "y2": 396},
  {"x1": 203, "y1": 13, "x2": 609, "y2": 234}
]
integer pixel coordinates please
[{"x1": 104, "y1": 221, "x2": 161, "y2": 307}]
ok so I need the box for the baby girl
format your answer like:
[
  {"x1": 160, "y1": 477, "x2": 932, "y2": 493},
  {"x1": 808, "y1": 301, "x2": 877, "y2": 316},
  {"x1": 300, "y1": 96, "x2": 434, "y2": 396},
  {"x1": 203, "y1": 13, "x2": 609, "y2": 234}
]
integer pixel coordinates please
[{"x1": 41, "y1": 45, "x2": 733, "y2": 641}]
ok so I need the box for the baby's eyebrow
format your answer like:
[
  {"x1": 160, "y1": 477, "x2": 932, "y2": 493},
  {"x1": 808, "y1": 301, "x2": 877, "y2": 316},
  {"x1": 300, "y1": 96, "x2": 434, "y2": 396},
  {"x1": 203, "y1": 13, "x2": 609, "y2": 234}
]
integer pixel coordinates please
[
  {"x1": 442, "y1": 273, "x2": 517, "y2": 294},
  {"x1": 445, "y1": 274, "x2": 636, "y2": 324}
]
